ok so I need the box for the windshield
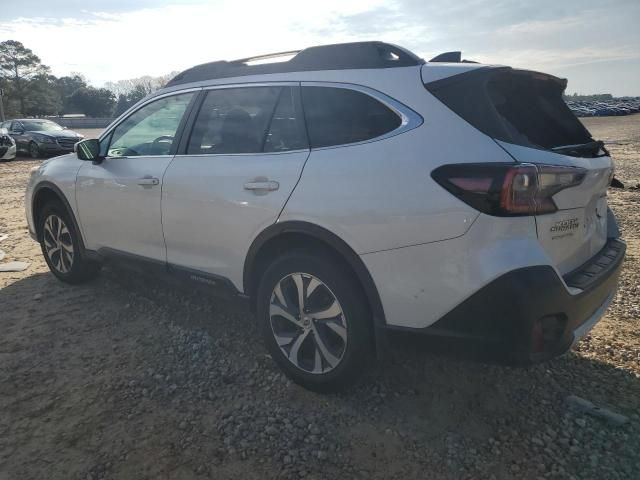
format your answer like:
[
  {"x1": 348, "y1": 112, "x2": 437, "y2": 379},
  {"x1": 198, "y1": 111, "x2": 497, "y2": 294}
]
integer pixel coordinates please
[{"x1": 22, "y1": 120, "x2": 63, "y2": 132}]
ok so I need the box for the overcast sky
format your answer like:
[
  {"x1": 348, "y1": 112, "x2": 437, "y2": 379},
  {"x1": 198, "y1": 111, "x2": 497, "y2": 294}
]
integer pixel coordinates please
[{"x1": 0, "y1": 0, "x2": 638, "y2": 96}]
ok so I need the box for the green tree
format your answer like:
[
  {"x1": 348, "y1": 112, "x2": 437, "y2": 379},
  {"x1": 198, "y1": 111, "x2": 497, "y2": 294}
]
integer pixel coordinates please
[
  {"x1": 106, "y1": 72, "x2": 178, "y2": 116},
  {"x1": 113, "y1": 83, "x2": 148, "y2": 116},
  {"x1": 23, "y1": 73, "x2": 62, "y2": 116},
  {"x1": 0, "y1": 40, "x2": 49, "y2": 115},
  {"x1": 56, "y1": 74, "x2": 88, "y2": 114},
  {"x1": 69, "y1": 87, "x2": 115, "y2": 117}
]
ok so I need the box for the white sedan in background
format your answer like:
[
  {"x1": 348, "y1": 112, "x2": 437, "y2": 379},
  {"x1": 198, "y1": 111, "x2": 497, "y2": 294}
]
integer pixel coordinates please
[{"x1": 0, "y1": 127, "x2": 16, "y2": 161}]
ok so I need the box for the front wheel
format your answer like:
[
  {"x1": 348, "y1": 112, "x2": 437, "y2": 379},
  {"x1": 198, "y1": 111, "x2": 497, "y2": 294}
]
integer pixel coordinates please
[
  {"x1": 29, "y1": 141, "x2": 41, "y2": 159},
  {"x1": 256, "y1": 250, "x2": 372, "y2": 392},
  {"x1": 39, "y1": 202, "x2": 100, "y2": 283}
]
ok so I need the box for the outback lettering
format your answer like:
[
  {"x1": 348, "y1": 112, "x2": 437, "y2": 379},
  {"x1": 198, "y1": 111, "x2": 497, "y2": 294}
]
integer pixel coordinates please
[{"x1": 550, "y1": 218, "x2": 580, "y2": 233}]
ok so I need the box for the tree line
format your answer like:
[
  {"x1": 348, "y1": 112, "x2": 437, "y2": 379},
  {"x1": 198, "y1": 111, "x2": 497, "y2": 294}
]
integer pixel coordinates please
[{"x1": 0, "y1": 40, "x2": 175, "y2": 118}]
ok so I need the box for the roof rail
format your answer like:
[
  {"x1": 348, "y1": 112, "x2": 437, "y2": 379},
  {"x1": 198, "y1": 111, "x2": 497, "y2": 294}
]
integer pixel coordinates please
[
  {"x1": 429, "y1": 51, "x2": 461, "y2": 63},
  {"x1": 164, "y1": 41, "x2": 425, "y2": 88},
  {"x1": 428, "y1": 51, "x2": 479, "y2": 64},
  {"x1": 236, "y1": 50, "x2": 300, "y2": 65}
]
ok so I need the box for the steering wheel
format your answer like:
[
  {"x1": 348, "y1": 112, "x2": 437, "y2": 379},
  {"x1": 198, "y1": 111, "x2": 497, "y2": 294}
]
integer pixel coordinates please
[
  {"x1": 151, "y1": 135, "x2": 174, "y2": 155},
  {"x1": 153, "y1": 135, "x2": 173, "y2": 146}
]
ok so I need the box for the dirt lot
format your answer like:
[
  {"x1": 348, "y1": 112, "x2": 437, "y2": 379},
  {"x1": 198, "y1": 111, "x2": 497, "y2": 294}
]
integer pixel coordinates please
[{"x1": 1, "y1": 118, "x2": 639, "y2": 480}]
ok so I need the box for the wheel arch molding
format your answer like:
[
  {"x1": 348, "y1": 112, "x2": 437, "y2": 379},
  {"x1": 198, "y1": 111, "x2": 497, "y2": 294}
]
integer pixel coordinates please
[
  {"x1": 243, "y1": 220, "x2": 388, "y2": 331},
  {"x1": 32, "y1": 181, "x2": 87, "y2": 253}
]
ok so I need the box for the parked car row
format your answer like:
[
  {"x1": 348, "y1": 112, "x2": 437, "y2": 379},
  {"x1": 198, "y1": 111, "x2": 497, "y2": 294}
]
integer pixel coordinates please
[
  {"x1": 566, "y1": 98, "x2": 640, "y2": 117},
  {"x1": 0, "y1": 119, "x2": 84, "y2": 160}
]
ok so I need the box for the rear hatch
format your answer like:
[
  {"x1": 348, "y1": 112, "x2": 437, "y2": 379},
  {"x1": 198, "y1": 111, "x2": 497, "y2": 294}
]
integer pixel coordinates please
[{"x1": 424, "y1": 66, "x2": 614, "y2": 275}]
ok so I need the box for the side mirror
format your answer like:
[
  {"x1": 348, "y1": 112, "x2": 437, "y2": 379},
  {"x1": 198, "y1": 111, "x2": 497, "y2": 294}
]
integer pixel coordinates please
[{"x1": 75, "y1": 138, "x2": 102, "y2": 162}]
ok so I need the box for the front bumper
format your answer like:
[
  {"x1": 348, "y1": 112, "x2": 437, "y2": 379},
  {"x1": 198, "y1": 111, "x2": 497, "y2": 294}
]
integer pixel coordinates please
[
  {"x1": 0, "y1": 144, "x2": 16, "y2": 160},
  {"x1": 39, "y1": 143, "x2": 76, "y2": 155},
  {"x1": 413, "y1": 237, "x2": 626, "y2": 362}
]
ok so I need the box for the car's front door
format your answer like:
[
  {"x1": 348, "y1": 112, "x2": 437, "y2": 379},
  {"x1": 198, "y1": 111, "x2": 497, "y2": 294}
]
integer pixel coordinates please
[
  {"x1": 76, "y1": 91, "x2": 197, "y2": 261},
  {"x1": 161, "y1": 84, "x2": 310, "y2": 288}
]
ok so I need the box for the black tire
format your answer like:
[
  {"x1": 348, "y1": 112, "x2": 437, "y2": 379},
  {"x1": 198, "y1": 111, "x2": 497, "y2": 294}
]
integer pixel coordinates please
[
  {"x1": 29, "y1": 141, "x2": 41, "y2": 159},
  {"x1": 38, "y1": 201, "x2": 101, "y2": 284},
  {"x1": 256, "y1": 249, "x2": 373, "y2": 392}
]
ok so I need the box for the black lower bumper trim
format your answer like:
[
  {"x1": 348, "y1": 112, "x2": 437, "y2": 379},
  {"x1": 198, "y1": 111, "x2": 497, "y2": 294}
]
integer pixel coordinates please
[
  {"x1": 564, "y1": 239, "x2": 625, "y2": 291},
  {"x1": 389, "y1": 237, "x2": 625, "y2": 362}
]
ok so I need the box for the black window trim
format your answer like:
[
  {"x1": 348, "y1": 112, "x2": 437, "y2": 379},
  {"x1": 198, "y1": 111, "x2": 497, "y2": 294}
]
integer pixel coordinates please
[
  {"x1": 175, "y1": 81, "x2": 310, "y2": 157},
  {"x1": 300, "y1": 81, "x2": 423, "y2": 151}
]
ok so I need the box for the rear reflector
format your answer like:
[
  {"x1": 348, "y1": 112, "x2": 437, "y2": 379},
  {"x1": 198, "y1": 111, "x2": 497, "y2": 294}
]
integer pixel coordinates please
[
  {"x1": 531, "y1": 315, "x2": 567, "y2": 354},
  {"x1": 432, "y1": 163, "x2": 586, "y2": 216}
]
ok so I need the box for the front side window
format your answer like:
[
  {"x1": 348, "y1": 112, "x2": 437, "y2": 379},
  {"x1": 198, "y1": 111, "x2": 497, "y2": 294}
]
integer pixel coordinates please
[
  {"x1": 187, "y1": 86, "x2": 307, "y2": 154},
  {"x1": 107, "y1": 92, "x2": 194, "y2": 157},
  {"x1": 301, "y1": 86, "x2": 402, "y2": 148}
]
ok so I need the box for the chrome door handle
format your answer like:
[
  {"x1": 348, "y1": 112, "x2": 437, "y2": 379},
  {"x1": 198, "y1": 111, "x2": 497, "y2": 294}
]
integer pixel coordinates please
[
  {"x1": 243, "y1": 180, "x2": 279, "y2": 192},
  {"x1": 137, "y1": 177, "x2": 159, "y2": 186}
]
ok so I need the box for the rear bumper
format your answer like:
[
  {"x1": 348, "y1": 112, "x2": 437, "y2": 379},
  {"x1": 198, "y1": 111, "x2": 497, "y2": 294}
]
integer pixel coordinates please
[{"x1": 400, "y1": 237, "x2": 625, "y2": 362}]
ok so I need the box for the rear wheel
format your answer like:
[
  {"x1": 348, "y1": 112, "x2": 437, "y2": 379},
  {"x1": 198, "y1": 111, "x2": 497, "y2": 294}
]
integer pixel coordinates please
[
  {"x1": 39, "y1": 202, "x2": 100, "y2": 283},
  {"x1": 256, "y1": 250, "x2": 372, "y2": 392},
  {"x1": 29, "y1": 141, "x2": 41, "y2": 159}
]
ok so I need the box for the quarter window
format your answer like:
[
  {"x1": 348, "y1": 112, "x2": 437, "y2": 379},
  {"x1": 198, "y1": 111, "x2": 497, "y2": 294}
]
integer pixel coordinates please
[
  {"x1": 107, "y1": 92, "x2": 194, "y2": 157},
  {"x1": 301, "y1": 86, "x2": 402, "y2": 148},
  {"x1": 187, "y1": 86, "x2": 307, "y2": 154}
]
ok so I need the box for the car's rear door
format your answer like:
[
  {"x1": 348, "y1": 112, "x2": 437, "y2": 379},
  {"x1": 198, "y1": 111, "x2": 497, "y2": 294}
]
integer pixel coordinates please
[
  {"x1": 76, "y1": 91, "x2": 197, "y2": 261},
  {"x1": 161, "y1": 84, "x2": 309, "y2": 288}
]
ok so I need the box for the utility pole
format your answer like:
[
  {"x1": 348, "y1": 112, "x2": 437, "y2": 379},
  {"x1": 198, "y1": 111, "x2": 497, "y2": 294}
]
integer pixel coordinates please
[{"x1": 0, "y1": 88, "x2": 5, "y2": 122}]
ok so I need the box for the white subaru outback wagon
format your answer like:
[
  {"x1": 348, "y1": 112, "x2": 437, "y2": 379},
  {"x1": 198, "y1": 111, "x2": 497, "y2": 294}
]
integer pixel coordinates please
[{"x1": 26, "y1": 42, "x2": 625, "y2": 391}]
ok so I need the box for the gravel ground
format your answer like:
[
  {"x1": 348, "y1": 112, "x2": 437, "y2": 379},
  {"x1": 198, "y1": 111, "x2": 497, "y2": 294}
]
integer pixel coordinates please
[{"x1": 1, "y1": 118, "x2": 639, "y2": 479}]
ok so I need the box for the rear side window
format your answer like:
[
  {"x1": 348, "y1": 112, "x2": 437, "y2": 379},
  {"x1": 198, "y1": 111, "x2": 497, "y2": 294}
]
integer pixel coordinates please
[
  {"x1": 187, "y1": 86, "x2": 307, "y2": 154},
  {"x1": 301, "y1": 86, "x2": 401, "y2": 148}
]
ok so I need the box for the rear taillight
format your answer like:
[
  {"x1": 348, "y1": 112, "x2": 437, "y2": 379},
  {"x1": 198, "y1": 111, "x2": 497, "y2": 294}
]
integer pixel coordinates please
[{"x1": 432, "y1": 163, "x2": 586, "y2": 216}]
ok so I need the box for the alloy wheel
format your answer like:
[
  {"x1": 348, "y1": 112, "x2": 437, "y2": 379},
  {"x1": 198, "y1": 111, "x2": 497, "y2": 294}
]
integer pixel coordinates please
[
  {"x1": 43, "y1": 214, "x2": 74, "y2": 273},
  {"x1": 269, "y1": 273, "x2": 348, "y2": 374},
  {"x1": 30, "y1": 143, "x2": 39, "y2": 158}
]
